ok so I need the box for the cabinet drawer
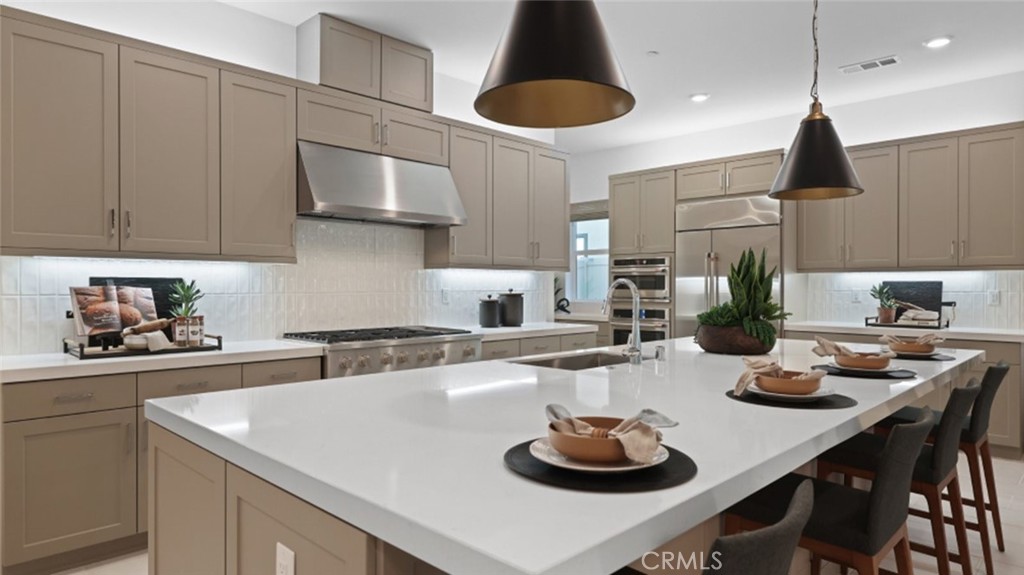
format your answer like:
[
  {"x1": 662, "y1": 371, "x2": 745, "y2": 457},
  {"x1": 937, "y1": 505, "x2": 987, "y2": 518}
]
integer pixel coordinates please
[
  {"x1": 560, "y1": 333, "x2": 598, "y2": 352},
  {"x1": 520, "y1": 336, "x2": 561, "y2": 356},
  {"x1": 943, "y1": 340, "x2": 1021, "y2": 365},
  {"x1": 481, "y1": 340, "x2": 520, "y2": 360},
  {"x1": 4, "y1": 374, "x2": 136, "y2": 422},
  {"x1": 138, "y1": 364, "x2": 242, "y2": 404},
  {"x1": 242, "y1": 358, "x2": 321, "y2": 388}
]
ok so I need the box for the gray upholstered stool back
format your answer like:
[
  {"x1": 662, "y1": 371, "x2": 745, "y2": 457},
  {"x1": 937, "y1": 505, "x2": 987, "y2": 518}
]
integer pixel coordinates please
[
  {"x1": 968, "y1": 362, "x2": 1010, "y2": 442},
  {"x1": 930, "y1": 381, "x2": 981, "y2": 480},
  {"x1": 709, "y1": 480, "x2": 813, "y2": 575},
  {"x1": 866, "y1": 408, "x2": 935, "y2": 552}
]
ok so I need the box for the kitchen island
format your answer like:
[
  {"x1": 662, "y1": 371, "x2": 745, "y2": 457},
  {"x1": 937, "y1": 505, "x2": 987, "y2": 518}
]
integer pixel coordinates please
[{"x1": 146, "y1": 338, "x2": 983, "y2": 575}]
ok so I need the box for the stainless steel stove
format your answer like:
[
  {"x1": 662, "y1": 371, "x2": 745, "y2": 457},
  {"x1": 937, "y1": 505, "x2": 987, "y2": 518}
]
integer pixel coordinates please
[{"x1": 283, "y1": 326, "x2": 483, "y2": 378}]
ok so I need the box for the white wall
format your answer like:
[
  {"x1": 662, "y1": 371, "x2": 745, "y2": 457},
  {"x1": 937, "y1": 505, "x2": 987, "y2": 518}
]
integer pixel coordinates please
[
  {"x1": 1, "y1": 0, "x2": 298, "y2": 76},
  {"x1": 569, "y1": 70, "x2": 1024, "y2": 202}
]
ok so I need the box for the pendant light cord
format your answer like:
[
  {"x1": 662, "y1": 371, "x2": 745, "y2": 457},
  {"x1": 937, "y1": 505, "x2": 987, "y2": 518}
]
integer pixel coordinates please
[{"x1": 811, "y1": 0, "x2": 819, "y2": 103}]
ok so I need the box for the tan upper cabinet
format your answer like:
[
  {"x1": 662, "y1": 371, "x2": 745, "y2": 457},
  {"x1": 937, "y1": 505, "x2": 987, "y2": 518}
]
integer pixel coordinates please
[
  {"x1": 381, "y1": 110, "x2": 449, "y2": 166},
  {"x1": 639, "y1": 171, "x2": 677, "y2": 253},
  {"x1": 610, "y1": 176, "x2": 641, "y2": 254},
  {"x1": 844, "y1": 146, "x2": 899, "y2": 269},
  {"x1": 305, "y1": 15, "x2": 381, "y2": 99},
  {"x1": 676, "y1": 164, "x2": 724, "y2": 200},
  {"x1": 381, "y1": 36, "x2": 433, "y2": 112},
  {"x1": 425, "y1": 128, "x2": 493, "y2": 267},
  {"x1": 120, "y1": 47, "x2": 220, "y2": 255},
  {"x1": 221, "y1": 72, "x2": 297, "y2": 259},
  {"x1": 899, "y1": 138, "x2": 959, "y2": 268},
  {"x1": 796, "y1": 198, "x2": 845, "y2": 270},
  {"x1": 725, "y1": 155, "x2": 782, "y2": 195},
  {"x1": 0, "y1": 20, "x2": 120, "y2": 252},
  {"x1": 3, "y1": 408, "x2": 137, "y2": 566},
  {"x1": 958, "y1": 128, "x2": 1024, "y2": 267},
  {"x1": 297, "y1": 89, "x2": 381, "y2": 153},
  {"x1": 493, "y1": 137, "x2": 534, "y2": 267},
  {"x1": 533, "y1": 148, "x2": 570, "y2": 269}
]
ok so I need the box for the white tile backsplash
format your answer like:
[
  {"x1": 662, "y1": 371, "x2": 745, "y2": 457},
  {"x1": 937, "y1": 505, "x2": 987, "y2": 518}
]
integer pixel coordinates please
[
  {"x1": 798, "y1": 270, "x2": 1024, "y2": 330},
  {"x1": 0, "y1": 220, "x2": 554, "y2": 355}
]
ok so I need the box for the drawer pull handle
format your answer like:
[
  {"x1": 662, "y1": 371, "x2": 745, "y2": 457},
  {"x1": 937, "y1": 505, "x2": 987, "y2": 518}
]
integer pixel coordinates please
[
  {"x1": 491, "y1": 349, "x2": 509, "y2": 356},
  {"x1": 175, "y1": 381, "x2": 209, "y2": 391},
  {"x1": 534, "y1": 345, "x2": 549, "y2": 351},
  {"x1": 125, "y1": 423, "x2": 133, "y2": 456},
  {"x1": 270, "y1": 371, "x2": 298, "y2": 381},
  {"x1": 53, "y1": 392, "x2": 95, "y2": 404}
]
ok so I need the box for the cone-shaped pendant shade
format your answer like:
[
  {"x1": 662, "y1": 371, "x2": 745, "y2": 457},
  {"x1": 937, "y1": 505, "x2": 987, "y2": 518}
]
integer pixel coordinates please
[
  {"x1": 769, "y1": 102, "x2": 863, "y2": 200},
  {"x1": 474, "y1": 0, "x2": 635, "y2": 128}
]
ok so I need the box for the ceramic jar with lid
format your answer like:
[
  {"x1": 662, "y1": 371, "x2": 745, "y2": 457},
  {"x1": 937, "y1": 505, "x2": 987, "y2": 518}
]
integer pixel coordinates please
[{"x1": 499, "y1": 289, "x2": 524, "y2": 327}]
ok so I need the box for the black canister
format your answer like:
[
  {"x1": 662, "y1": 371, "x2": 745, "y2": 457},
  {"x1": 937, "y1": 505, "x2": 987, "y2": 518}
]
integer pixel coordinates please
[
  {"x1": 479, "y1": 295, "x2": 501, "y2": 328},
  {"x1": 498, "y1": 289, "x2": 524, "y2": 327}
]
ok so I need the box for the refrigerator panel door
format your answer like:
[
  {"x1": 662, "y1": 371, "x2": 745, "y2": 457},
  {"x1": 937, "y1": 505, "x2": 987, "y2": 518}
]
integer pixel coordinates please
[{"x1": 674, "y1": 230, "x2": 712, "y2": 336}]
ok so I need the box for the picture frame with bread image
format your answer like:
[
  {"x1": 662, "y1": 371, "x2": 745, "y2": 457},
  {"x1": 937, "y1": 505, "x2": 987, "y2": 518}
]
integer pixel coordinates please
[{"x1": 70, "y1": 285, "x2": 158, "y2": 337}]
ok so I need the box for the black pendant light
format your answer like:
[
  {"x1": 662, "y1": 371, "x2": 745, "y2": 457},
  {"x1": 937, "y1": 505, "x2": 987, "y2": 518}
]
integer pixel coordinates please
[
  {"x1": 769, "y1": 0, "x2": 863, "y2": 200},
  {"x1": 474, "y1": 0, "x2": 635, "y2": 128}
]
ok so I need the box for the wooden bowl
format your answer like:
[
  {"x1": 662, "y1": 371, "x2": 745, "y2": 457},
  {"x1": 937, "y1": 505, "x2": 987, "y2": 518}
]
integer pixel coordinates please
[
  {"x1": 887, "y1": 341, "x2": 935, "y2": 354},
  {"x1": 755, "y1": 370, "x2": 822, "y2": 395},
  {"x1": 548, "y1": 416, "x2": 628, "y2": 463},
  {"x1": 834, "y1": 353, "x2": 891, "y2": 370}
]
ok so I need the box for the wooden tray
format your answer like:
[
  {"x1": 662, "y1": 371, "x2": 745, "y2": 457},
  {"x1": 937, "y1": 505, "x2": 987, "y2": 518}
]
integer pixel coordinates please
[{"x1": 63, "y1": 335, "x2": 223, "y2": 360}]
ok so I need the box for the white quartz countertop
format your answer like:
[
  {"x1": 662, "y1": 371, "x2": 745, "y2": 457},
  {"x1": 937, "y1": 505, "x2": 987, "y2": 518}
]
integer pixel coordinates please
[
  {"x1": 0, "y1": 340, "x2": 325, "y2": 384},
  {"x1": 785, "y1": 320, "x2": 1024, "y2": 344},
  {"x1": 465, "y1": 321, "x2": 599, "y2": 342},
  {"x1": 146, "y1": 338, "x2": 982, "y2": 575}
]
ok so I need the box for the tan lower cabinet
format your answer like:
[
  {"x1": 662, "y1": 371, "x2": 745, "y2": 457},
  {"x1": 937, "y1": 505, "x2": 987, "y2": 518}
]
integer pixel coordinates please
[
  {"x1": 149, "y1": 424, "x2": 225, "y2": 575},
  {"x1": 376, "y1": 541, "x2": 445, "y2": 575},
  {"x1": 3, "y1": 408, "x2": 137, "y2": 566},
  {"x1": 241, "y1": 358, "x2": 321, "y2": 388},
  {"x1": 560, "y1": 333, "x2": 598, "y2": 351},
  {"x1": 481, "y1": 339, "x2": 521, "y2": 360},
  {"x1": 520, "y1": 336, "x2": 561, "y2": 356},
  {"x1": 381, "y1": 110, "x2": 449, "y2": 166},
  {"x1": 227, "y1": 464, "x2": 374, "y2": 575}
]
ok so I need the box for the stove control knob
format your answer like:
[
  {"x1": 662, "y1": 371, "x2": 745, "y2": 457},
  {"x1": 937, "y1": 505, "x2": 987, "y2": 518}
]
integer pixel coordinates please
[
  {"x1": 433, "y1": 348, "x2": 447, "y2": 360},
  {"x1": 463, "y1": 345, "x2": 476, "y2": 358},
  {"x1": 417, "y1": 350, "x2": 430, "y2": 362},
  {"x1": 357, "y1": 355, "x2": 370, "y2": 368},
  {"x1": 338, "y1": 356, "x2": 353, "y2": 370},
  {"x1": 396, "y1": 351, "x2": 409, "y2": 364},
  {"x1": 380, "y1": 352, "x2": 394, "y2": 365}
]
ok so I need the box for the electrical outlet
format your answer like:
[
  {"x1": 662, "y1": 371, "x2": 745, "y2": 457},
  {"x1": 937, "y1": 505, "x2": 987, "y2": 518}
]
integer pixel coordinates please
[
  {"x1": 987, "y1": 290, "x2": 1001, "y2": 306},
  {"x1": 441, "y1": 288, "x2": 450, "y2": 305},
  {"x1": 851, "y1": 292, "x2": 862, "y2": 304},
  {"x1": 276, "y1": 542, "x2": 295, "y2": 575}
]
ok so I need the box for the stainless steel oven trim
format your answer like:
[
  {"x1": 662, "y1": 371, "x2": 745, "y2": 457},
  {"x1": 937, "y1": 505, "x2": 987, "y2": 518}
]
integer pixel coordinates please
[{"x1": 610, "y1": 320, "x2": 671, "y2": 330}]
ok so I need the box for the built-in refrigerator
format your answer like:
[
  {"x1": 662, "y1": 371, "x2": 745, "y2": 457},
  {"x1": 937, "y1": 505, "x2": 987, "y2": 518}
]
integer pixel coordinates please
[{"x1": 674, "y1": 196, "x2": 782, "y2": 336}]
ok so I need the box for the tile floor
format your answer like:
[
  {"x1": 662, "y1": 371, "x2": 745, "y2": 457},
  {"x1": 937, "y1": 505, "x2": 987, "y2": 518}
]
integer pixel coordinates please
[{"x1": 54, "y1": 454, "x2": 1024, "y2": 575}]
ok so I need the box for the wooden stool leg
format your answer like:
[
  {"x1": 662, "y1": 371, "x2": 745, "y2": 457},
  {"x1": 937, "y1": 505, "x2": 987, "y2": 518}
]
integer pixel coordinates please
[
  {"x1": 811, "y1": 553, "x2": 822, "y2": 575},
  {"x1": 842, "y1": 565, "x2": 850, "y2": 575},
  {"x1": 979, "y1": 439, "x2": 1006, "y2": 553},
  {"x1": 895, "y1": 528, "x2": 915, "y2": 575},
  {"x1": 925, "y1": 487, "x2": 953, "y2": 575},
  {"x1": 964, "y1": 443, "x2": 995, "y2": 575},
  {"x1": 853, "y1": 555, "x2": 879, "y2": 575},
  {"x1": 947, "y1": 476, "x2": 973, "y2": 575}
]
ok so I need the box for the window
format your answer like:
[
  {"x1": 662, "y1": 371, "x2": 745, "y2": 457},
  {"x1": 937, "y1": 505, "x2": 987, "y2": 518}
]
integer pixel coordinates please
[{"x1": 568, "y1": 218, "x2": 610, "y2": 301}]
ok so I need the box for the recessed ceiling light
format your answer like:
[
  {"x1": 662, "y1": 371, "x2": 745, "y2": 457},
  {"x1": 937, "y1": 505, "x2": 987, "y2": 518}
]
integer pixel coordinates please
[
  {"x1": 646, "y1": 50, "x2": 660, "y2": 57},
  {"x1": 924, "y1": 36, "x2": 952, "y2": 49},
  {"x1": 689, "y1": 93, "x2": 710, "y2": 103}
]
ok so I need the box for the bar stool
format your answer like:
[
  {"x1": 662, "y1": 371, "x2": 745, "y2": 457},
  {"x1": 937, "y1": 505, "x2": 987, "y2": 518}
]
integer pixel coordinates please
[
  {"x1": 873, "y1": 362, "x2": 1010, "y2": 575},
  {"x1": 723, "y1": 409, "x2": 935, "y2": 575},
  {"x1": 818, "y1": 383, "x2": 981, "y2": 575},
  {"x1": 613, "y1": 480, "x2": 813, "y2": 575}
]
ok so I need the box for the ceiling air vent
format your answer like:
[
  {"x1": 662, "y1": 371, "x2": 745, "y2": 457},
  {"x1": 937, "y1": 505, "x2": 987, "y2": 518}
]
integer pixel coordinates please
[{"x1": 840, "y1": 55, "x2": 901, "y2": 75}]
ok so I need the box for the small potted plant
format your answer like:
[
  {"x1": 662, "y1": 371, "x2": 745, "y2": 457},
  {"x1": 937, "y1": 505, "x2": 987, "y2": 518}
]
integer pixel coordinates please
[
  {"x1": 870, "y1": 284, "x2": 897, "y2": 324},
  {"x1": 169, "y1": 280, "x2": 204, "y2": 347},
  {"x1": 695, "y1": 248, "x2": 790, "y2": 355}
]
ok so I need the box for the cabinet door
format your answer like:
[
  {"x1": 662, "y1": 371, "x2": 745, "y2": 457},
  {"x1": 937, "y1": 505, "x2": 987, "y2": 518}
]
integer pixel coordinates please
[
  {"x1": 958, "y1": 128, "x2": 1024, "y2": 267},
  {"x1": 492, "y1": 138, "x2": 533, "y2": 267},
  {"x1": 639, "y1": 171, "x2": 676, "y2": 253},
  {"x1": 520, "y1": 336, "x2": 561, "y2": 356},
  {"x1": 481, "y1": 339, "x2": 521, "y2": 360},
  {"x1": 844, "y1": 146, "x2": 899, "y2": 269},
  {"x1": 1, "y1": 21, "x2": 119, "y2": 252},
  {"x1": 725, "y1": 154, "x2": 781, "y2": 195},
  {"x1": 532, "y1": 148, "x2": 570, "y2": 269},
  {"x1": 898, "y1": 138, "x2": 959, "y2": 267},
  {"x1": 986, "y1": 364, "x2": 1022, "y2": 449},
  {"x1": 120, "y1": 48, "x2": 220, "y2": 255},
  {"x1": 381, "y1": 110, "x2": 449, "y2": 166},
  {"x1": 609, "y1": 176, "x2": 640, "y2": 254},
  {"x1": 242, "y1": 358, "x2": 322, "y2": 388},
  {"x1": 221, "y1": 72, "x2": 297, "y2": 259},
  {"x1": 381, "y1": 36, "x2": 433, "y2": 112},
  {"x1": 319, "y1": 16, "x2": 381, "y2": 99},
  {"x1": 448, "y1": 128, "x2": 493, "y2": 266},
  {"x1": 796, "y1": 198, "x2": 845, "y2": 270},
  {"x1": 3, "y1": 408, "x2": 136, "y2": 565},
  {"x1": 676, "y1": 164, "x2": 725, "y2": 200},
  {"x1": 297, "y1": 90, "x2": 381, "y2": 153}
]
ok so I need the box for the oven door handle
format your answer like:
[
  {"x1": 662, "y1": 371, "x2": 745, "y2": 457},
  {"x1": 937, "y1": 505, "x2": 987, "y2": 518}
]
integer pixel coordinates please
[
  {"x1": 610, "y1": 321, "x2": 670, "y2": 329},
  {"x1": 611, "y1": 267, "x2": 670, "y2": 275}
]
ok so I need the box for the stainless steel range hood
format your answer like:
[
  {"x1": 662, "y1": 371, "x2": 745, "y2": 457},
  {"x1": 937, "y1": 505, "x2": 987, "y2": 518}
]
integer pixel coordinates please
[{"x1": 297, "y1": 141, "x2": 466, "y2": 227}]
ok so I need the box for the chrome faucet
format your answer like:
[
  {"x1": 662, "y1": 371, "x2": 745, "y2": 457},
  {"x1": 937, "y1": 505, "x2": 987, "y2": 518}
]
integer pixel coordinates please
[{"x1": 602, "y1": 278, "x2": 643, "y2": 364}]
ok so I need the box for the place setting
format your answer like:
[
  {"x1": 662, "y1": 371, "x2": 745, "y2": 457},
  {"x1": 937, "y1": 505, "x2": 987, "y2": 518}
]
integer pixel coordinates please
[
  {"x1": 503, "y1": 404, "x2": 698, "y2": 492},
  {"x1": 878, "y1": 334, "x2": 956, "y2": 361},
  {"x1": 726, "y1": 356, "x2": 858, "y2": 409},
  {"x1": 810, "y1": 336, "x2": 918, "y2": 379}
]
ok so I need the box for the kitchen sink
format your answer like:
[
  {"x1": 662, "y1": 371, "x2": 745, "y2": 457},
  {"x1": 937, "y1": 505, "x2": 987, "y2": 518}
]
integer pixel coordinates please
[{"x1": 512, "y1": 351, "x2": 636, "y2": 371}]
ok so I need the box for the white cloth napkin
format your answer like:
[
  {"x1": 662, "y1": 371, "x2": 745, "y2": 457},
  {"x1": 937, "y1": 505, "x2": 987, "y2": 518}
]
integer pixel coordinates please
[
  {"x1": 548, "y1": 408, "x2": 665, "y2": 464},
  {"x1": 879, "y1": 333, "x2": 945, "y2": 346},
  {"x1": 811, "y1": 336, "x2": 857, "y2": 357},
  {"x1": 899, "y1": 309, "x2": 940, "y2": 321},
  {"x1": 734, "y1": 356, "x2": 826, "y2": 395},
  {"x1": 144, "y1": 331, "x2": 173, "y2": 351}
]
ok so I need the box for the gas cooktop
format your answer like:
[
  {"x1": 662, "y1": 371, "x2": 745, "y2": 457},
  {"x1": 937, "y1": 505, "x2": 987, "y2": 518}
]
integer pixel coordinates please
[{"x1": 283, "y1": 326, "x2": 472, "y2": 345}]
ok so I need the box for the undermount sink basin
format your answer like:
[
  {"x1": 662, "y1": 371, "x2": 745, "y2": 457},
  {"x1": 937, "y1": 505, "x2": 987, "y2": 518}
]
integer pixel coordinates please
[{"x1": 512, "y1": 351, "x2": 634, "y2": 371}]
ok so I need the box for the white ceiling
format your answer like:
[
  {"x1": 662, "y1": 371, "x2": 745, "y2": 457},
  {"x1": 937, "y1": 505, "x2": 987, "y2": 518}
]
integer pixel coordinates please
[{"x1": 224, "y1": 1, "x2": 1024, "y2": 154}]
